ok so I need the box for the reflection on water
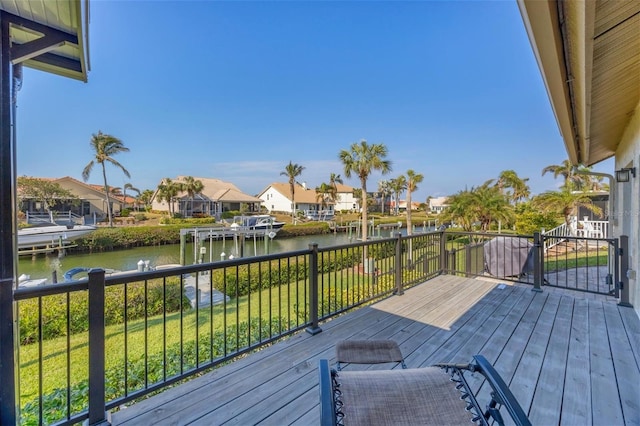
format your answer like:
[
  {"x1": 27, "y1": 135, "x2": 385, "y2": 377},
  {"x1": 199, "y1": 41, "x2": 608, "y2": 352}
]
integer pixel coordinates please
[
  {"x1": 18, "y1": 227, "x2": 434, "y2": 282},
  {"x1": 17, "y1": 233, "x2": 348, "y2": 281}
]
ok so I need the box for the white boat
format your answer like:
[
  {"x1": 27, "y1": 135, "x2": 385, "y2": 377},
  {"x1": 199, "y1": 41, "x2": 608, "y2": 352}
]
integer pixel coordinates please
[
  {"x1": 231, "y1": 215, "x2": 285, "y2": 232},
  {"x1": 18, "y1": 223, "x2": 97, "y2": 249}
]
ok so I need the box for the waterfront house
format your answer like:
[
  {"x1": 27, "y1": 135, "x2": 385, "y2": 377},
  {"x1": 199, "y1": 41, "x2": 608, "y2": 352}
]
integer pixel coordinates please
[
  {"x1": 18, "y1": 176, "x2": 125, "y2": 223},
  {"x1": 258, "y1": 182, "x2": 333, "y2": 217},
  {"x1": 428, "y1": 196, "x2": 450, "y2": 215},
  {"x1": 518, "y1": 0, "x2": 640, "y2": 316},
  {"x1": 258, "y1": 182, "x2": 359, "y2": 217},
  {"x1": 333, "y1": 183, "x2": 360, "y2": 212},
  {"x1": 150, "y1": 176, "x2": 262, "y2": 218}
]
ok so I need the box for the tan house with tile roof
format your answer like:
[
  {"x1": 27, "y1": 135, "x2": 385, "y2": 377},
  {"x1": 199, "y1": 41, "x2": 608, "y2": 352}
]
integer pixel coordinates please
[
  {"x1": 150, "y1": 176, "x2": 262, "y2": 218},
  {"x1": 18, "y1": 176, "x2": 126, "y2": 223}
]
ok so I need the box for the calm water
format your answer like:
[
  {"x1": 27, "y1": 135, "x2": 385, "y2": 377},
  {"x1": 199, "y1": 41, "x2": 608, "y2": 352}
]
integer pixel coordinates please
[{"x1": 18, "y1": 227, "x2": 435, "y2": 282}]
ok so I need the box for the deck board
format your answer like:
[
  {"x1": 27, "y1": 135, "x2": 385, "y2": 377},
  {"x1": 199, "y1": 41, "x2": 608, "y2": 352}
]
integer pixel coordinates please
[{"x1": 110, "y1": 275, "x2": 640, "y2": 426}]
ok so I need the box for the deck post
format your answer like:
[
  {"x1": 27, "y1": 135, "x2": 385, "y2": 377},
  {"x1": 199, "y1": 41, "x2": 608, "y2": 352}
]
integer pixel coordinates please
[
  {"x1": 394, "y1": 232, "x2": 404, "y2": 295},
  {"x1": 306, "y1": 244, "x2": 322, "y2": 335},
  {"x1": 87, "y1": 269, "x2": 110, "y2": 425},
  {"x1": 619, "y1": 235, "x2": 632, "y2": 307},
  {"x1": 532, "y1": 232, "x2": 543, "y2": 292},
  {"x1": 0, "y1": 13, "x2": 17, "y2": 425},
  {"x1": 439, "y1": 230, "x2": 447, "y2": 274}
]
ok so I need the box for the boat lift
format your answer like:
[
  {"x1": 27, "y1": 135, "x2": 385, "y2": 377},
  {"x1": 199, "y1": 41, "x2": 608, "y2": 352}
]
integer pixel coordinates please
[{"x1": 179, "y1": 224, "x2": 278, "y2": 264}]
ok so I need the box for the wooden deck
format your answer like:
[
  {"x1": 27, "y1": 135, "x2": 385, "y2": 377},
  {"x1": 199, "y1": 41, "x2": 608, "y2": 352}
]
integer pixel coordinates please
[{"x1": 111, "y1": 275, "x2": 640, "y2": 426}]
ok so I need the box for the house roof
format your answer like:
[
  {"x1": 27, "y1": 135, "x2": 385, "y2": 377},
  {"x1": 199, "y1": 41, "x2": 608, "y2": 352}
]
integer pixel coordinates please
[
  {"x1": 171, "y1": 176, "x2": 260, "y2": 203},
  {"x1": 517, "y1": 0, "x2": 640, "y2": 166},
  {"x1": 334, "y1": 183, "x2": 355, "y2": 193},
  {"x1": 0, "y1": 0, "x2": 90, "y2": 82},
  {"x1": 262, "y1": 182, "x2": 324, "y2": 204}
]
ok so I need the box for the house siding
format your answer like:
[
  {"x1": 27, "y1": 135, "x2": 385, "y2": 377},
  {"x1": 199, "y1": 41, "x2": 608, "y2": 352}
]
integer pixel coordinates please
[{"x1": 615, "y1": 98, "x2": 640, "y2": 317}]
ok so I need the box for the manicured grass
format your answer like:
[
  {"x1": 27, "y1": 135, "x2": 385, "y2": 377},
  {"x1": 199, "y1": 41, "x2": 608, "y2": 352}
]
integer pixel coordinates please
[{"x1": 17, "y1": 267, "x2": 383, "y2": 415}]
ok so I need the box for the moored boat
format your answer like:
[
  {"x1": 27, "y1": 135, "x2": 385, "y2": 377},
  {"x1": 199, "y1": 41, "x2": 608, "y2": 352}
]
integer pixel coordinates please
[{"x1": 18, "y1": 223, "x2": 97, "y2": 249}]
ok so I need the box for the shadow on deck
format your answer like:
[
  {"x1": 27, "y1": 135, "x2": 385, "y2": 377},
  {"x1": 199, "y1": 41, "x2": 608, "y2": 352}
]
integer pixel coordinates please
[{"x1": 111, "y1": 275, "x2": 640, "y2": 425}]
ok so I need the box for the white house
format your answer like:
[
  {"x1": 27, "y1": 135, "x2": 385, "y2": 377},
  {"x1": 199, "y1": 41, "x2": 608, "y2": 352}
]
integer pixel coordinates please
[
  {"x1": 519, "y1": 0, "x2": 640, "y2": 316},
  {"x1": 258, "y1": 182, "x2": 333, "y2": 217},
  {"x1": 428, "y1": 196, "x2": 450, "y2": 215},
  {"x1": 334, "y1": 183, "x2": 360, "y2": 212}
]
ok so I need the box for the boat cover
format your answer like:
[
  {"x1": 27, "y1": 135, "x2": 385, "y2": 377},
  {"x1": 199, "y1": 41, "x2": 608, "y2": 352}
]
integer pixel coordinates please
[{"x1": 484, "y1": 236, "x2": 534, "y2": 277}]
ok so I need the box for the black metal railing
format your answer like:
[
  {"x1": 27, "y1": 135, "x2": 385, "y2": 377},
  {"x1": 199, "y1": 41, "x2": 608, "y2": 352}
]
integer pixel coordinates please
[
  {"x1": 442, "y1": 230, "x2": 620, "y2": 296},
  {"x1": 11, "y1": 229, "x2": 626, "y2": 425},
  {"x1": 13, "y1": 232, "x2": 443, "y2": 425}
]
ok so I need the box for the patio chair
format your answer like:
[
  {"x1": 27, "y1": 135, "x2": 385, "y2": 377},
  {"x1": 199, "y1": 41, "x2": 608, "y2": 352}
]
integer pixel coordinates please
[
  {"x1": 335, "y1": 340, "x2": 407, "y2": 371},
  {"x1": 319, "y1": 354, "x2": 531, "y2": 426}
]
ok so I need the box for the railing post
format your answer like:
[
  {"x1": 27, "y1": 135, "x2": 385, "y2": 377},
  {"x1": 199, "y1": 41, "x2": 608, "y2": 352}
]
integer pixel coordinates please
[
  {"x1": 612, "y1": 238, "x2": 619, "y2": 298},
  {"x1": 532, "y1": 232, "x2": 543, "y2": 292},
  {"x1": 394, "y1": 232, "x2": 404, "y2": 295},
  {"x1": 439, "y1": 230, "x2": 447, "y2": 274},
  {"x1": 87, "y1": 269, "x2": 110, "y2": 425},
  {"x1": 306, "y1": 244, "x2": 322, "y2": 335},
  {"x1": 465, "y1": 244, "x2": 472, "y2": 277},
  {"x1": 619, "y1": 235, "x2": 632, "y2": 307}
]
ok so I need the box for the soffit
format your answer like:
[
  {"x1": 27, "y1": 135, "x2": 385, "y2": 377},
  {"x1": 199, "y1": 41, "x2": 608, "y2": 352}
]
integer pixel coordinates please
[
  {"x1": 587, "y1": 1, "x2": 640, "y2": 165},
  {"x1": 0, "y1": 0, "x2": 89, "y2": 81},
  {"x1": 518, "y1": 0, "x2": 640, "y2": 167}
]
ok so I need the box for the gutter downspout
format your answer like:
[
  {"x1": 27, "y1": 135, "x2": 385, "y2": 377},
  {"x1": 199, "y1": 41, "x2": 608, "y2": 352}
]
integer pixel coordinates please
[{"x1": 557, "y1": 0, "x2": 583, "y2": 163}]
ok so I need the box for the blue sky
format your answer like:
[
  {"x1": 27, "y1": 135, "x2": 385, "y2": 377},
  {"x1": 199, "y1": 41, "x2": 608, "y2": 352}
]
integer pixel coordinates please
[{"x1": 16, "y1": 0, "x2": 612, "y2": 203}]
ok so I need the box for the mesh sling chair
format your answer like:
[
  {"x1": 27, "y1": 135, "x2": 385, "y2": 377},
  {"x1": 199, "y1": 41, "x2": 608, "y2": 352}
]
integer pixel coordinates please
[
  {"x1": 319, "y1": 355, "x2": 531, "y2": 426},
  {"x1": 335, "y1": 340, "x2": 407, "y2": 371}
]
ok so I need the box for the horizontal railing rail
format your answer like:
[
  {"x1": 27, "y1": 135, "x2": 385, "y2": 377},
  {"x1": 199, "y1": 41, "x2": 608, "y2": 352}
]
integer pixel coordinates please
[{"x1": 12, "y1": 228, "x2": 623, "y2": 425}]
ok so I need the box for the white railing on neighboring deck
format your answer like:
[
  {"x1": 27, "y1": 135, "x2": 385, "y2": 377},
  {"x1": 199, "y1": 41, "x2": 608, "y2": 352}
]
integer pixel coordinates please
[{"x1": 542, "y1": 217, "x2": 609, "y2": 252}]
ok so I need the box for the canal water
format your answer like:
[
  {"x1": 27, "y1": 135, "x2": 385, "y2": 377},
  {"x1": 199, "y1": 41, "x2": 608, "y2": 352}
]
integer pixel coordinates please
[
  {"x1": 18, "y1": 226, "x2": 435, "y2": 282},
  {"x1": 17, "y1": 233, "x2": 358, "y2": 281}
]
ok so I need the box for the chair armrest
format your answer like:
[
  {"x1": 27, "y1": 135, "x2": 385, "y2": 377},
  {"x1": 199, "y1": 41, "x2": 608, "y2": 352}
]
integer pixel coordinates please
[
  {"x1": 472, "y1": 355, "x2": 532, "y2": 426},
  {"x1": 319, "y1": 359, "x2": 337, "y2": 426}
]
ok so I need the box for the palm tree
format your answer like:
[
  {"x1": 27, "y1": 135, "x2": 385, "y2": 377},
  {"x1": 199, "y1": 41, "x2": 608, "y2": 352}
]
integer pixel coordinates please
[
  {"x1": 440, "y1": 190, "x2": 476, "y2": 231},
  {"x1": 138, "y1": 189, "x2": 155, "y2": 211},
  {"x1": 82, "y1": 131, "x2": 130, "y2": 227},
  {"x1": 440, "y1": 183, "x2": 513, "y2": 232},
  {"x1": 531, "y1": 187, "x2": 603, "y2": 231},
  {"x1": 123, "y1": 183, "x2": 140, "y2": 210},
  {"x1": 495, "y1": 170, "x2": 530, "y2": 205},
  {"x1": 472, "y1": 183, "x2": 513, "y2": 231},
  {"x1": 329, "y1": 173, "x2": 343, "y2": 210},
  {"x1": 181, "y1": 176, "x2": 204, "y2": 217},
  {"x1": 339, "y1": 140, "x2": 392, "y2": 243},
  {"x1": 315, "y1": 183, "x2": 334, "y2": 210},
  {"x1": 156, "y1": 178, "x2": 183, "y2": 217},
  {"x1": 389, "y1": 176, "x2": 407, "y2": 216},
  {"x1": 405, "y1": 170, "x2": 424, "y2": 237},
  {"x1": 377, "y1": 179, "x2": 391, "y2": 215},
  {"x1": 542, "y1": 160, "x2": 589, "y2": 190},
  {"x1": 280, "y1": 161, "x2": 305, "y2": 220}
]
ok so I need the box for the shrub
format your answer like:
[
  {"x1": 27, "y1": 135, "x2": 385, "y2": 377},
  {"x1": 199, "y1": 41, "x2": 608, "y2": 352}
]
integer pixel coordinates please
[
  {"x1": 18, "y1": 278, "x2": 190, "y2": 345},
  {"x1": 120, "y1": 209, "x2": 131, "y2": 217},
  {"x1": 134, "y1": 213, "x2": 147, "y2": 221}
]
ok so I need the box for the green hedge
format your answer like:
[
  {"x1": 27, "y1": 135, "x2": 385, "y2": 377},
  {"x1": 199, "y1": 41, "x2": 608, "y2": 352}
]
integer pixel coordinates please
[
  {"x1": 278, "y1": 222, "x2": 331, "y2": 237},
  {"x1": 18, "y1": 277, "x2": 189, "y2": 345},
  {"x1": 73, "y1": 226, "x2": 184, "y2": 251}
]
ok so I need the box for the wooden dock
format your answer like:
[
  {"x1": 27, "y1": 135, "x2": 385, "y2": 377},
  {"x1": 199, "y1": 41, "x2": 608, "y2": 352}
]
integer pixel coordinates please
[{"x1": 111, "y1": 275, "x2": 640, "y2": 425}]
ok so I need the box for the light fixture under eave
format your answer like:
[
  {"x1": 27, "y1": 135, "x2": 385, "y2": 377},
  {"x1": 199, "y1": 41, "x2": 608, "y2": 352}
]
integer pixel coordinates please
[{"x1": 615, "y1": 167, "x2": 636, "y2": 183}]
